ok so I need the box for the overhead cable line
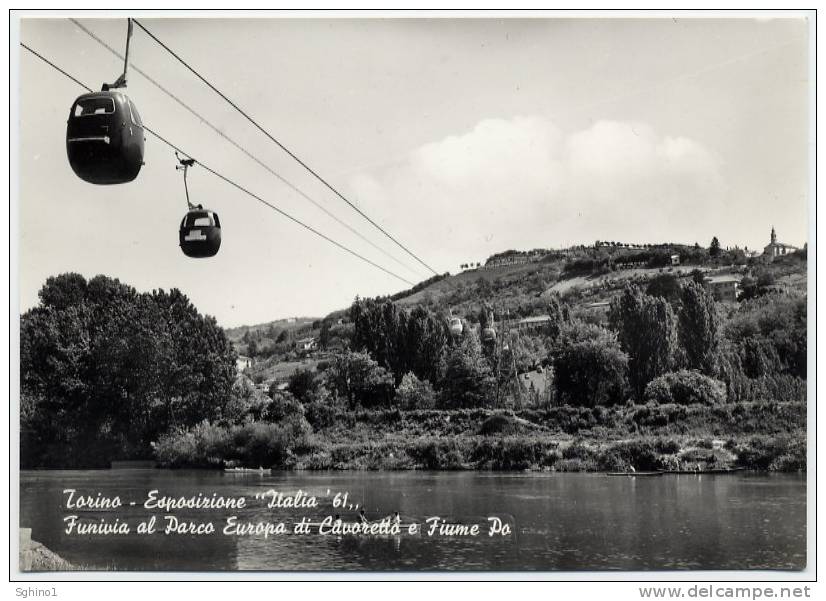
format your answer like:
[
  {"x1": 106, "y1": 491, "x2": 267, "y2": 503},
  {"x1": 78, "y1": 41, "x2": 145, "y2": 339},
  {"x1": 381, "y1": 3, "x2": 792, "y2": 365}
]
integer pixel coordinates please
[
  {"x1": 69, "y1": 18, "x2": 425, "y2": 279},
  {"x1": 132, "y1": 18, "x2": 440, "y2": 277},
  {"x1": 20, "y1": 42, "x2": 416, "y2": 287}
]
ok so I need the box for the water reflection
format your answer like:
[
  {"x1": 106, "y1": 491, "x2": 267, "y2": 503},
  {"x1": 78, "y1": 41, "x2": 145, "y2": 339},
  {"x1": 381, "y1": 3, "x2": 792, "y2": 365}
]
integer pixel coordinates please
[{"x1": 19, "y1": 470, "x2": 806, "y2": 571}]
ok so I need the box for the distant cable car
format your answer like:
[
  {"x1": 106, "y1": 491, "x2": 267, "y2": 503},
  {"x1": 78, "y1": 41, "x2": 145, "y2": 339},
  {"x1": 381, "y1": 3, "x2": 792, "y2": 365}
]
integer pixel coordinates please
[
  {"x1": 176, "y1": 153, "x2": 221, "y2": 258},
  {"x1": 482, "y1": 326, "x2": 497, "y2": 343},
  {"x1": 180, "y1": 207, "x2": 222, "y2": 258},
  {"x1": 66, "y1": 90, "x2": 144, "y2": 184},
  {"x1": 66, "y1": 19, "x2": 143, "y2": 185},
  {"x1": 449, "y1": 317, "x2": 463, "y2": 336}
]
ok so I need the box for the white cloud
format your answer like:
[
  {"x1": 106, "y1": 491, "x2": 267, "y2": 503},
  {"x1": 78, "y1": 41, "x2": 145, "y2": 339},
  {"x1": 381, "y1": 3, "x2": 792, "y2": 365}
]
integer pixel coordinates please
[{"x1": 347, "y1": 116, "x2": 723, "y2": 272}]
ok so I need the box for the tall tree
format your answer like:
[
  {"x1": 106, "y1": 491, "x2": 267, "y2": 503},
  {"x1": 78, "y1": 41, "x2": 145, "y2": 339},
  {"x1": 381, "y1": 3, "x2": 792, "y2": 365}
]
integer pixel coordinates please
[
  {"x1": 545, "y1": 294, "x2": 569, "y2": 344},
  {"x1": 709, "y1": 236, "x2": 721, "y2": 258},
  {"x1": 608, "y1": 286, "x2": 678, "y2": 399},
  {"x1": 678, "y1": 282, "x2": 721, "y2": 376},
  {"x1": 646, "y1": 274, "x2": 682, "y2": 304},
  {"x1": 440, "y1": 327, "x2": 496, "y2": 408},
  {"x1": 553, "y1": 321, "x2": 628, "y2": 407},
  {"x1": 350, "y1": 297, "x2": 449, "y2": 384}
]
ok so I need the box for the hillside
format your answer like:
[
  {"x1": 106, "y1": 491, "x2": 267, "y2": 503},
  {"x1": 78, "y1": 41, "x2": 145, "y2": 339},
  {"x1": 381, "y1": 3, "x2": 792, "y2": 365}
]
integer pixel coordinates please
[{"x1": 231, "y1": 243, "x2": 807, "y2": 387}]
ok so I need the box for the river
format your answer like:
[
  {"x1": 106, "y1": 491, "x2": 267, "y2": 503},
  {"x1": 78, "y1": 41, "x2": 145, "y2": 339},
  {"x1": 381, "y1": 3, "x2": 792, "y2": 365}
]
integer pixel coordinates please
[{"x1": 19, "y1": 470, "x2": 806, "y2": 571}]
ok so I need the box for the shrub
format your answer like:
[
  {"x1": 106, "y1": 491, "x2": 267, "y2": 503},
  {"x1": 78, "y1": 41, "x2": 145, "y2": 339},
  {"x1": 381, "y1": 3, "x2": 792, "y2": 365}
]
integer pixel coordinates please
[
  {"x1": 395, "y1": 372, "x2": 437, "y2": 410},
  {"x1": 654, "y1": 438, "x2": 681, "y2": 454},
  {"x1": 304, "y1": 401, "x2": 341, "y2": 430},
  {"x1": 153, "y1": 420, "x2": 230, "y2": 468},
  {"x1": 562, "y1": 441, "x2": 594, "y2": 461},
  {"x1": 732, "y1": 435, "x2": 806, "y2": 471},
  {"x1": 265, "y1": 391, "x2": 305, "y2": 422},
  {"x1": 598, "y1": 440, "x2": 662, "y2": 471},
  {"x1": 153, "y1": 416, "x2": 311, "y2": 469},
  {"x1": 408, "y1": 438, "x2": 464, "y2": 470},
  {"x1": 644, "y1": 370, "x2": 726, "y2": 405},
  {"x1": 479, "y1": 414, "x2": 520, "y2": 436}
]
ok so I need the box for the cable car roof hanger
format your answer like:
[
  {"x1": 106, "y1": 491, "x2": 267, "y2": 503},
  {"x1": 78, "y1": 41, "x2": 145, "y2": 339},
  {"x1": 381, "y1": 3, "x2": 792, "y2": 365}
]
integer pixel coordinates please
[{"x1": 102, "y1": 18, "x2": 133, "y2": 92}]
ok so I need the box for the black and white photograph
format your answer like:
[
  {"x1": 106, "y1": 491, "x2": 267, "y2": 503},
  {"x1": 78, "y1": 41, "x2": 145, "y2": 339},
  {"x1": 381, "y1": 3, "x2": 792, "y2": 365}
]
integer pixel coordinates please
[{"x1": 10, "y1": 9, "x2": 814, "y2": 585}]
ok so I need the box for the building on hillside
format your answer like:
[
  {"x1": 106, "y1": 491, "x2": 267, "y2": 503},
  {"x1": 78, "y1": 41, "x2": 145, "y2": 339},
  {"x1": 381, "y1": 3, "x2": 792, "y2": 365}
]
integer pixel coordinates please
[
  {"x1": 513, "y1": 315, "x2": 552, "y2": 332},
  {"x1": 257, "y1": 380, "x2": 274, "y2": 393},
  {"x1": 296, "y1": 337, "x2": 317, "y2": 351},
  {"x1": 459, "y1": 262, "x2": 481, "y2": 271},
  {"x1": 704, "y1": 275, "x2": 740, "y2": 302},
  {"x1": 236, "y1": 355, "x2": 253, "y2": 372},
  {"x1": 763, "y1": 227, "x2": 799, "y2": 261}
]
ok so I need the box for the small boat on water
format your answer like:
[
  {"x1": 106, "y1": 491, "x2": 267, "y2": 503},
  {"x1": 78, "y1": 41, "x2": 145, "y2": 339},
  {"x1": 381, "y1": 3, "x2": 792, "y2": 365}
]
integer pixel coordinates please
[
  {"x1": 606, "y1": 471, "x2": 663, "y2": 477},
  {"x1": 224, "y1": 467, "x2": 271, "y2": 473}
]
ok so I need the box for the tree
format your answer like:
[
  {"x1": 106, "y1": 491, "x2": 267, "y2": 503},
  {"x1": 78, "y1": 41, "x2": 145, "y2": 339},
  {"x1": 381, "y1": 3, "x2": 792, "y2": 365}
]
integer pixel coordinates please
[
  {"x1": 350, "y1": 297, "x2": 449, "y2": 385},
  {"x1": 608, "y1": 286, "x2": 678, "y2": 399},
  {"x1": 287, "y1": 368, "x2": 319, "y2": 403},
  {"x1": 553, "y1": 322, "x2": 628, "y2": 407},
  {"x1": 545, "y1": 294, "x2": 569, "y2": 344},
  {"x1": 678, "y1": 282, "x2": 721, "y2": 376},
  {"x1": 20, "y1": 273, "x2": 237, "y2": 468},
  {"x1": 709, "y1": 237, "x2": 721, "y2": 258},
  {"x1": 725, "y1": 293, "x2": 806, "y2": 378},
  {"x1": 440, "y1": 328, "x2": 495, "y2": 408},
  {"x1": 327, "y1": 350, "x2": 395, "y2": 409},
  {"x1": 646, "y1": 274, "x2": 681, "y2": 304}
]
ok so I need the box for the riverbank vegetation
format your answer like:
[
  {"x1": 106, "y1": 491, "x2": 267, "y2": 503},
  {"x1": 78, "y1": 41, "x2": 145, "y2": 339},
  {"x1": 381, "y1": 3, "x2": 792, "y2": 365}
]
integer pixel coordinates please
[{"x1": 20, "y1": 251, "x2": 807, "y2": 472}]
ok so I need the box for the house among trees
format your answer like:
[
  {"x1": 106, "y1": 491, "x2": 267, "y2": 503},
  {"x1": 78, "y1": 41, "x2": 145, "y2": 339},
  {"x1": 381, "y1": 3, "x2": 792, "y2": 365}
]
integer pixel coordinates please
[
  {"x1": 236, "y1": 355, "x2": 253, "y2": 372},
  {"x1": 514, "y1": 315, "x2": 552, "y2": 332},
  {"x1": 704, "y1": 275, "x2": 740, "y2": 302},
  {"x1": 296, "y1": 337, "x2": 317, "y2": 351},
  {"x1": 763, "y1": 226, "x2": 799, "y2": 261}
]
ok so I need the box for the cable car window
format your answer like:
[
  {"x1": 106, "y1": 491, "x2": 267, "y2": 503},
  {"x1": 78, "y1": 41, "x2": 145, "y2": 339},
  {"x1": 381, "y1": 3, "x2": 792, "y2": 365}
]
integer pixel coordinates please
[
  {"x1": 74, "y1": 97, "x2": 115, "y2": 117},
  {"x1": 212, "y1": 214, "x2": 221, "y2": 228},
  {"x1": 128, "y1": 100, "x2": 143, "y2": 127},
  {"x1": 192, "y1": 216, "x2": 213, "y2": 227}
]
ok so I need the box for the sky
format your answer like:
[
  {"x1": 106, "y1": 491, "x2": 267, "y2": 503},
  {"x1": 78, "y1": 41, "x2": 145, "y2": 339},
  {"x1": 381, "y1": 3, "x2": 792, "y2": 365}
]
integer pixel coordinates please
[{"x1": 16, "y1": 15, "x2": 811, "y2": 327}]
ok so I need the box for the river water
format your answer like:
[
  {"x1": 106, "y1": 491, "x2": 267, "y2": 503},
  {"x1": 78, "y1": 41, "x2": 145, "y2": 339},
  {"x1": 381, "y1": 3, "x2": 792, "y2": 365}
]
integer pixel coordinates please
[{"x1": 19, "y1": 470, "x2": 806, "y2": 571}]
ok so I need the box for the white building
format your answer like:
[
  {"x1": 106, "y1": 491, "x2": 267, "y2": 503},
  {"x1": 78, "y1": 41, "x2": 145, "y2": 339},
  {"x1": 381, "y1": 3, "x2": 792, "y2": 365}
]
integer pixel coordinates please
[{"x1": 763, "y1": 227, "x2": 799, "y2": 261}]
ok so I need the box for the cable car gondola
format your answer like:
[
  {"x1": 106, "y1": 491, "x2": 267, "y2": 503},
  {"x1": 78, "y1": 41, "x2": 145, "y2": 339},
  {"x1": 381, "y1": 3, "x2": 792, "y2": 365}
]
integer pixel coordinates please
[
  {"x1": 176, "y1": 153, "x2": 221, "y2": 258},
  {"x1": 482, "y1": 326, "x2": 496, "y2": 343},
  {"x1": 66, "y1": 18, "x2": 144, "y2": 185},
  {"x1": 180, "y1": 207, "x2": 222, "y2": 258},
  {"x1": 66, "y1": 91, "x2": 144, "y2": 184},
  {"x1": 449, "y1": 317, "x2": 463, "y2": 337}
]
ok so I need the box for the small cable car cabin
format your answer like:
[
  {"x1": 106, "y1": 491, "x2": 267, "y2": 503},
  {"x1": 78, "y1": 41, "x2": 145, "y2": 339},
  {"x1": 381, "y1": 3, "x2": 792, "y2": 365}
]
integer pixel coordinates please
[
  {"x1": 179, "y1": 208, "x2": 222, "y2": 258},
  {"x1": 449, "y1": 317, "x2": 463, "y2": 336},
  {"x1": 66, "y1": 91, "x2": 144, "y2": 184},
  {"x1": 482, "y1": 326, "x2": 497, "y2": 343}
]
